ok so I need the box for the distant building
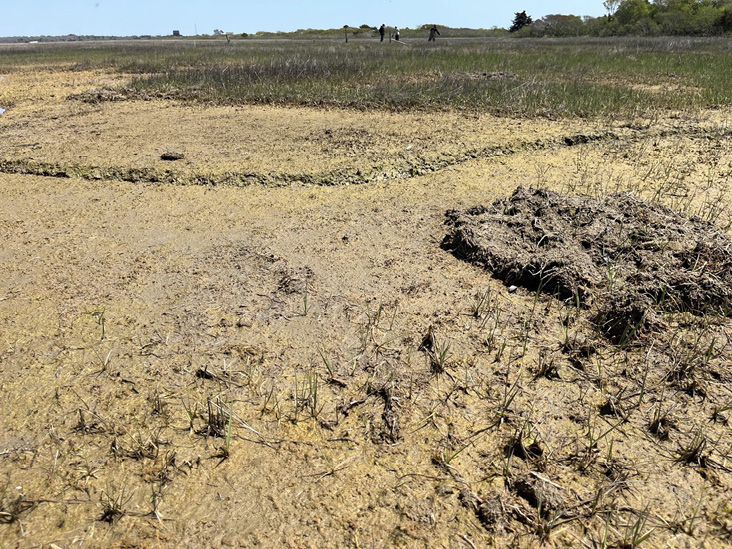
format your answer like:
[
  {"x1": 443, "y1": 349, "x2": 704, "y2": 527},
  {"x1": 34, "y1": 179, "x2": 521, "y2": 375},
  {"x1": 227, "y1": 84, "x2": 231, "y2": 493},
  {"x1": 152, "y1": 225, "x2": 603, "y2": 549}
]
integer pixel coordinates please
[{"x1": 172, "y1": 30, "x2": 180, "y2": 36}]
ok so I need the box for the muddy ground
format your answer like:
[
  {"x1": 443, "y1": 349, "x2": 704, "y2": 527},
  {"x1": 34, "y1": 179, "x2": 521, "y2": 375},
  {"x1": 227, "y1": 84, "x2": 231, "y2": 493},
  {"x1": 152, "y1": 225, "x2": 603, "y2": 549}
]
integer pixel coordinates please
[{"x1": 1, "y1": 66, "x2": 732, "y2": 548}]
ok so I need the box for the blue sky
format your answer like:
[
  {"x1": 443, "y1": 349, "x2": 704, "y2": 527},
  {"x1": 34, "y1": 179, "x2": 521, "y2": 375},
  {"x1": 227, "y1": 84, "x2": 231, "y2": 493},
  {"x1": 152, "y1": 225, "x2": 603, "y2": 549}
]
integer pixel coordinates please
[{"x1": 2, "y1": 1, "x2": 607, "y2": 37}]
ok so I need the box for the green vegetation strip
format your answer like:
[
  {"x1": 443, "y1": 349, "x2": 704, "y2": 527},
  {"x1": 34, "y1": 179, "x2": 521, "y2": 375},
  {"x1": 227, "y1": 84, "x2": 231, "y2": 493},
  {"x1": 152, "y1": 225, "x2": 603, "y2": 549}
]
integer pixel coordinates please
[{"x1": 3, "y1": 37, "x2": 732, "y2": 117}]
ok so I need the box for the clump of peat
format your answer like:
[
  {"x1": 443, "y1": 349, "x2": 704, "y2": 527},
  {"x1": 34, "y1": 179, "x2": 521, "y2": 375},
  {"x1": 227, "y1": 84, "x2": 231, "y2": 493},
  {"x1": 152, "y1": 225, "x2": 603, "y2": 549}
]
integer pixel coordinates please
[{"x1": 443, "y1": 187, "x2": 732, "y2": 342}]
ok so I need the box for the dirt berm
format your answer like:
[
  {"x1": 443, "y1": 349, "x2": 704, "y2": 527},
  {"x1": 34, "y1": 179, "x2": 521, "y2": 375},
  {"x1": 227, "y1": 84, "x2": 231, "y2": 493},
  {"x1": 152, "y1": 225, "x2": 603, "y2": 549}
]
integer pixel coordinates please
[{"x1": 443, "y1": 186, "x2": 732, "y2": 342}]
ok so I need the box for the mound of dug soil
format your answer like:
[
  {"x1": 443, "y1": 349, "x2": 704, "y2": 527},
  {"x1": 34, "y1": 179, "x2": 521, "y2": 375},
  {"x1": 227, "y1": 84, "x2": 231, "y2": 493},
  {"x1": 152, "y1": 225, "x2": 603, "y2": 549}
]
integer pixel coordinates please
[{"x1": 443, "y1": 187, "x2": 732, "y2": 341}]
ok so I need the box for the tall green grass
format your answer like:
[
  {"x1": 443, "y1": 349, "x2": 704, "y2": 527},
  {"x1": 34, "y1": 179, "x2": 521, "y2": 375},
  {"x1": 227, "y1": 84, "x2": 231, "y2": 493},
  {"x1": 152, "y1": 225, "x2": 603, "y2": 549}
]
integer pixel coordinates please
[{"x1": 3, "y1": 37, "x2": 732, "y2": 116}]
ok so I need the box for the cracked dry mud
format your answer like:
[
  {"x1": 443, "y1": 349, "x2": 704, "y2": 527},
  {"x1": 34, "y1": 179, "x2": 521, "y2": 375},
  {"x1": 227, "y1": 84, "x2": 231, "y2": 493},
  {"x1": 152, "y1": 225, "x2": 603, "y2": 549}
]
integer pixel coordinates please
[{"x1": 1, "y1": 65, "x2": 732, "y2": 548}]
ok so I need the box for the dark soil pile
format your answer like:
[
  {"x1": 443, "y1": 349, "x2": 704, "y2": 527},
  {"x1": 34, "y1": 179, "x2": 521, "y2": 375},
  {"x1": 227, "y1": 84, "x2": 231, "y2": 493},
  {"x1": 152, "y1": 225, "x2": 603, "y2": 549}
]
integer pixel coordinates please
[{"x1": 443, "y1": 187, "x2": 732, "y2": 341}]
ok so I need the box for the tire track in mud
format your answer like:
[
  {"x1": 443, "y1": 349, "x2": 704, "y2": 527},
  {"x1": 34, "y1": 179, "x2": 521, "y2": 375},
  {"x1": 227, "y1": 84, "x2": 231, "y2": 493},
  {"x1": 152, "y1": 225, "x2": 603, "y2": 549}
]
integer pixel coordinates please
[{"x1": 0, "y1": 123, "x2": 724, "y2": 187}]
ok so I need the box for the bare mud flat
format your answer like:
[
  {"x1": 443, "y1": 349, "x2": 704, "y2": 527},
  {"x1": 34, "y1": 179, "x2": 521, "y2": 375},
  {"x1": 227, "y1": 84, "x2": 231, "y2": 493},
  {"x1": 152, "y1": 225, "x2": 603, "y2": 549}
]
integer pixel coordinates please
[{"x1": 1, "y1": 67, "x2": 732, "y2": 548}]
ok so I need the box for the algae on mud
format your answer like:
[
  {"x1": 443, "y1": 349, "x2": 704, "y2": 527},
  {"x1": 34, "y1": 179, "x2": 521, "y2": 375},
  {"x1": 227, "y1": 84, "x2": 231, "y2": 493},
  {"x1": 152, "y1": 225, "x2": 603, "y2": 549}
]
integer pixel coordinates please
[{"x1": 1, "y1": 43, "x2": 732, "y2": 549}]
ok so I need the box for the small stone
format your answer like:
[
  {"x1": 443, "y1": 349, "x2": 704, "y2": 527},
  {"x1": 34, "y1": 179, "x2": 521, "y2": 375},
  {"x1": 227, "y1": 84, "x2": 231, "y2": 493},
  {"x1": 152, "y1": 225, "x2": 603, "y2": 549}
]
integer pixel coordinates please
[
  {"x1": 161, "y1": 152, "x2": 184, "y2": 161},
  {"x1": 508, "y1": 285, "x2": 518, "y2": 293}
]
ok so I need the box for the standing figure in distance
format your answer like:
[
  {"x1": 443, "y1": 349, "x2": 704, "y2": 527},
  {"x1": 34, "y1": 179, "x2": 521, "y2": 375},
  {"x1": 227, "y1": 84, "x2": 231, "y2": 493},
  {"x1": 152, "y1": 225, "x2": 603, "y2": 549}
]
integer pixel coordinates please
[
  {"x1": 428, "y1": 25, "x2": 440, "y2": 41},
  {"x1": 379, "y1": 24, "x2": 386, "y2": 42},
  {"x1": 394, "y1": 26, "x2": 400, "y2": 41}
]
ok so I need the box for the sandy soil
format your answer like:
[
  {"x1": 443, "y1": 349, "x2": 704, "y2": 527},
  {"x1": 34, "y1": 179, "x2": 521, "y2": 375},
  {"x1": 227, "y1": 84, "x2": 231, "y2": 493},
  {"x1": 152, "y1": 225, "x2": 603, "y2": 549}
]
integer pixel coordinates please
[{"x1": 1, "y1": 67, "x2": 732, "y2": 548}]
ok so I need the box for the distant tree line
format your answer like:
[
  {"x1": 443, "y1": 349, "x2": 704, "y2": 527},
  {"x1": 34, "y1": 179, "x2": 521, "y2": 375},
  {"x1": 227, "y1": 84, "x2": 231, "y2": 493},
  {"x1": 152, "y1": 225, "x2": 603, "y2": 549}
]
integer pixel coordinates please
[{"x1": 511, "y1": 0, "x2": 732, "y2": 36}]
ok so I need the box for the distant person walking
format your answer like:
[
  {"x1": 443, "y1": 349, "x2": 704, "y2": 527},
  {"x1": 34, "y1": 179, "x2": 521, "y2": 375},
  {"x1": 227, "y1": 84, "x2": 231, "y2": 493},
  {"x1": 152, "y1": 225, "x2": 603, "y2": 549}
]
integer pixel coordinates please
[
  {"x1": 379, "y1": 24, "x2": 386, "y2": 42},
  {"x1": 393, "y1": 26, "x2": 400, "y2": 41},
  {"x1": 428, "y1": 25, "x2": 440, "y2": 41}
]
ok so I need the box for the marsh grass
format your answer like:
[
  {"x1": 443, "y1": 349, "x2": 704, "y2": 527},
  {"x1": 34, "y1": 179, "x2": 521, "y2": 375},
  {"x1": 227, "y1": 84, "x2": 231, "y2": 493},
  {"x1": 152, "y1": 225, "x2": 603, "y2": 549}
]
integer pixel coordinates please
[
  {"x1": 0, "y1": 485, "x2": 36, "y2": 526},
  {"x1": 100, "y1": 486, "x2": 129, "y2": 523},
  {"x1": 123, "y1": 41, "x2": 730, "y2": 116},
  {"x1": 6, "y1": 37, "x2": 732, "y2": 117}
]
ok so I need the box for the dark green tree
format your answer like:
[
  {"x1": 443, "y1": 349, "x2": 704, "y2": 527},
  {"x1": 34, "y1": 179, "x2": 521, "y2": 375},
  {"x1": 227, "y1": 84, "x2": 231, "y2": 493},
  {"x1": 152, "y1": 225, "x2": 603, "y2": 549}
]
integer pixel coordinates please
[
  {"x1": 509, "y1": 11, "x2": 533, "y2": 32},
  {"x1": 719, "y1": 4, "x2": 732, "y2": 31},
  {"x1": 615, "y1": 0, "x2": 653, "y2": 26}
]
